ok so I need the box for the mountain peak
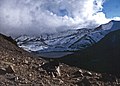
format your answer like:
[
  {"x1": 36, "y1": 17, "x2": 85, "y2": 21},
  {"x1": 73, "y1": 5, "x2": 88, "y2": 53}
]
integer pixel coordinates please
[
  {"x1": 109, "y1": 20, "x2": 120, "y2": 31},
  {"x1": 110, "y1": 20, "x2": 120, "y2": 23}
]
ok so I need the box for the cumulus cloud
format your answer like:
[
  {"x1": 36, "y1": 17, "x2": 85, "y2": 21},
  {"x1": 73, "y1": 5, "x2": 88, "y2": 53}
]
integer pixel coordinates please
[
  {"x1": 110, "y1": 17, "x2": 120, "y2": 21},
  {"x1": 0, "y1": 0, "x2": 114, "y2": 36}
]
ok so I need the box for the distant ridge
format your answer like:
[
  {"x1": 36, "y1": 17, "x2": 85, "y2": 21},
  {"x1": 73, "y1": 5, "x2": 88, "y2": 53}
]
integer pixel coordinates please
[
  {"x1": 15, "y1": 20, "x2": 120, "y2": 58},
  {"x1": 60, "y1": 29, "x2": 120, "y2": 74}
]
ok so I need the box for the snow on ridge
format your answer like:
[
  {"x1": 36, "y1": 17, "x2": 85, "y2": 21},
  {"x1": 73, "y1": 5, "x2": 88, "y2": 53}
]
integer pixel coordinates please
[{"x1": 15, "y1": 20, "x2": 120, "y2": 57}]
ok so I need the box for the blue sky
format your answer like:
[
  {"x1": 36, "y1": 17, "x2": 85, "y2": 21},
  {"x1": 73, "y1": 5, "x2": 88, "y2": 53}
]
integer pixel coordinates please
[{"x1": 103, "y1": 0, "x2": 120, "y2": 18}]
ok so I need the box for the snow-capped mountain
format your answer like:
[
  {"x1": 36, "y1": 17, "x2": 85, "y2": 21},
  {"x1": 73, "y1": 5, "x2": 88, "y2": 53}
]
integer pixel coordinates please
[{"x1": 15, "y1": 20, "x2": 120, "y2": 57}]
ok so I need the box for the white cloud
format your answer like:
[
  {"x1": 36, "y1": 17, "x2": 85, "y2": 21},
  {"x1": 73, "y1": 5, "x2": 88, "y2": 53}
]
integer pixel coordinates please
[
  {"x1": 111, "y1": 17, "x2": 120, "y2": 21},
  {"x1": 0, "y1": 0, "x2": 119, "y2": 36}
]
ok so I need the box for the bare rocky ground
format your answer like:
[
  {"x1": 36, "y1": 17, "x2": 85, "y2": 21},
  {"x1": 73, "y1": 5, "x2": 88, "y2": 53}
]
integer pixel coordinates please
[{"x1": 0, "y1": 33, "x2": 120, "y2": 86}]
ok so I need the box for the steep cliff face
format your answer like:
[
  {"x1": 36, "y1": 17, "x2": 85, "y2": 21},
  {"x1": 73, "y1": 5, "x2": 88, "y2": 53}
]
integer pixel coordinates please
[{"x1": 60, "y1": 29, "x2": 120, "y2": 73}]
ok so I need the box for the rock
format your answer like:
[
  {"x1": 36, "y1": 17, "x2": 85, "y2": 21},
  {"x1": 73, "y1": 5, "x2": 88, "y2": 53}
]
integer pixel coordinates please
[
  {"x1": 81, "y1": 77, "x2": 91, "y2": 86},
  {"x1": 24, "y1": 59, "x2": 29, "y2": 64},
  {"x1": 0, "y1": 68, "x2": 6, "y2": 75},
  {"x1": 79, "y1": 69, "x2": 83, "y2": 73},
  {"x1": 0, "y1": 66, "x2": 15, "y2": 75},
  {"x1": 29, "y1": 74, "x2": 32, "y2": 77},
  {"x1": 83, "y1": 71, "x2": 92, "y2": 76},
  {"x1": 6, "y1": 65, "x2": 15, "y2": 73},
  {"x1": 75, "y1": 77, "x2": 91, "y2": 86},
  {"x1": 5, "y1": 74, "x2": 16, "y2": 80},
  {"x1": 56, "y1": 66, "x2": 61, "y2": 76},
  {"x1": 72, "y1": 70, "x2": 83, "y2": 78},
  {"x1": 41, "y1": 61, "x2": 59, "y2": 76}
]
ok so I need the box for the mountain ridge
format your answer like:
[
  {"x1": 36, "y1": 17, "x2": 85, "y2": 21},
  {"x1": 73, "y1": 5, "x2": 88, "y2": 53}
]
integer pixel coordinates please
[
  {"x1": 16, "y1": 20, "x2": 120, "y2": 58},
  {"x1": 59, "y1": 29, "x2": 120, "y2": 74}
]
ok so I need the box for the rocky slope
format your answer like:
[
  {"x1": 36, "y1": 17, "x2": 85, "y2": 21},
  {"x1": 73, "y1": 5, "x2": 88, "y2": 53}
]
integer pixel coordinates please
[{"x1": 0, "y1": 33, "x2": 120, "y2": 85}]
